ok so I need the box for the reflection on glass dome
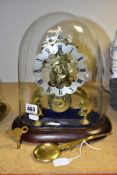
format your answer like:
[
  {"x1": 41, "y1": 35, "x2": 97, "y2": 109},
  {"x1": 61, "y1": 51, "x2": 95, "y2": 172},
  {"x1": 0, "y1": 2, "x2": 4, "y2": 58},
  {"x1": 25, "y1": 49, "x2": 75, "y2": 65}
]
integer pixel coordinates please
[{"x1": 12, "y1": 12, "x2": 111, "y2": 144}]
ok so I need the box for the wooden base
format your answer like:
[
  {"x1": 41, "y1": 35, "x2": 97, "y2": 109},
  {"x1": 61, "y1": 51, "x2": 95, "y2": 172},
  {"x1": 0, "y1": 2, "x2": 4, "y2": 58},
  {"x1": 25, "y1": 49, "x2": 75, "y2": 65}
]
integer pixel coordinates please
[{"x1": 12, "y1": 115, "x2": 112, "y2": 143}]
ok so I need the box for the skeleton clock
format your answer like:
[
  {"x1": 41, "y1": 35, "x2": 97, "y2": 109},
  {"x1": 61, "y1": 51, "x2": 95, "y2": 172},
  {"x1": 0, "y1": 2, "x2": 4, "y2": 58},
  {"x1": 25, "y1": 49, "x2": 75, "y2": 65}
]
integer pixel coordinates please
[{"x1": 11, "y1": 12, "x2": 111, "y2": 144}]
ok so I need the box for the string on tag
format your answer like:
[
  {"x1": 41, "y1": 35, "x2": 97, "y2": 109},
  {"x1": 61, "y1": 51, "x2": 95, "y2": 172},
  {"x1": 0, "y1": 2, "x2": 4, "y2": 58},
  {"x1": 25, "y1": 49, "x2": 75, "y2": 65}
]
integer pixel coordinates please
[
  {"x1": 83, "y1": 140, "x2": 100, "y2": 151},
  {"x1": 53, "y1": 140, "x2": 100, "y2": 167}
]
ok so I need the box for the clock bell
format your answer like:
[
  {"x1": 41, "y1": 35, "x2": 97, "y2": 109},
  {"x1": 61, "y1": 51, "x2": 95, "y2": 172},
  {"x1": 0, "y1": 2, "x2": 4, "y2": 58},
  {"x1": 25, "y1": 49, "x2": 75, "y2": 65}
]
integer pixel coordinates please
[{"x1": 10, "y1": 12, "x2": 111, "y2": 149}]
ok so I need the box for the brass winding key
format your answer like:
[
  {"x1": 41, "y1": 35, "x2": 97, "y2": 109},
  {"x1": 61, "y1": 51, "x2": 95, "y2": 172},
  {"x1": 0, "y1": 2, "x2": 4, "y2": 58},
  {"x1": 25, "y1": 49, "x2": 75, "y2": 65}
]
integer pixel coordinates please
[{"x1": 7, "y1": 126, "x2": 29, "y2": 149}]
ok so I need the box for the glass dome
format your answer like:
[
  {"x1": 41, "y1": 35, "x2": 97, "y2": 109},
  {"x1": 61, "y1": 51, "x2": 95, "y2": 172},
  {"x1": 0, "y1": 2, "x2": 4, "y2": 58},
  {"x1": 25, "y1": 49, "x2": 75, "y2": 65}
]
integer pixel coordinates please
[{"x1": 12, "y1": 12, "x2": 111, "y2": 143}]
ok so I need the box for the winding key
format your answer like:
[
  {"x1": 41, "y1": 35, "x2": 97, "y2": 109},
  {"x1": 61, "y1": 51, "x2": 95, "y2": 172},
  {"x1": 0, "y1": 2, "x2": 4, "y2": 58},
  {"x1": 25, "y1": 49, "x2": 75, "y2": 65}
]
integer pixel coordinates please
[{"x1": 7, "y1": 126, "x2": 29, "y2": 149}]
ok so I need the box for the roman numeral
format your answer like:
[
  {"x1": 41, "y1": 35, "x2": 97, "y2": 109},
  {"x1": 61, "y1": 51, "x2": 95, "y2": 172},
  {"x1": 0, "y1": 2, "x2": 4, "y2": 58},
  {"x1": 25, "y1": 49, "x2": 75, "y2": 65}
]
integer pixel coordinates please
[
  {"x1": 77, "y1": 78, "x2": 83, "y2": 84},
  {"x1": 47, "y1": 87, "x2": 52, "y2": 93},
  {"x1": 69, "y1": 47, "x2": 74, "y2": 54},
  {"x1": 58, "y1": 45, "x2": 63, "y2": 53},
  {"x1": 34, "y1": 68, "x2": 42, "y2": 73},
  {"x1": 36, "y1": 58, "x2": 42, "y2": 62},
  {"x1": 69, "y1": 87, "x2": 74, "y2": 92},
  {"x1": 45, "y1": 48, "x2": 51, "y2": 54},
  {"x1": 79, "y1": 68, "x2": 86, "y2": 72},
  {"x1": 77, "y1": 56, "x2": 83, "y2": 61},
  {"x1": 59, "y1": 89, "x2": 63, "y2": 95},
  {"x1": 37, "y1": 79, "x2": 43, "y2": 85}
]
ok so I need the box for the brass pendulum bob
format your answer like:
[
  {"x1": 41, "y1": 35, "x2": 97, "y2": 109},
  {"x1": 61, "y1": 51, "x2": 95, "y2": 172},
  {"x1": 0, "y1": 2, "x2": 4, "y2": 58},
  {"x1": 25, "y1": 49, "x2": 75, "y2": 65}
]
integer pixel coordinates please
[{"x1": 33, "y1": 132, "x2": 111, "y2": 162}]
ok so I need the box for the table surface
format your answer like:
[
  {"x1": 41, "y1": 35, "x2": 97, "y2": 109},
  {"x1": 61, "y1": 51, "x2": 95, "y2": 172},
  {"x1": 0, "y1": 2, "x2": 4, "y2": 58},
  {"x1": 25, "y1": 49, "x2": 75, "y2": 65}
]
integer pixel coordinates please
[{"x1": 0, "y1": 83, "x2": 117, "y2": 174}]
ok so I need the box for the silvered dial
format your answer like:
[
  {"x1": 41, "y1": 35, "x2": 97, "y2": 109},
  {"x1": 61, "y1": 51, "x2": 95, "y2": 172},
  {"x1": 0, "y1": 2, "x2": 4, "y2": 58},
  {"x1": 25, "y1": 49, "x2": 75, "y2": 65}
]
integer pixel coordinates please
[{"x1": 34, "y1": 41, "x2": 87, "y2": 97}]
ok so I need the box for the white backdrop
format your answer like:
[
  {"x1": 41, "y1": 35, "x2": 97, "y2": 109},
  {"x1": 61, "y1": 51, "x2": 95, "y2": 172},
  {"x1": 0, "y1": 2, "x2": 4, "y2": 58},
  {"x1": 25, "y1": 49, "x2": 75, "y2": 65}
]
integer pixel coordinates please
[{"x1": 0, "y1": 0, "x2": 117, "y2": 82}]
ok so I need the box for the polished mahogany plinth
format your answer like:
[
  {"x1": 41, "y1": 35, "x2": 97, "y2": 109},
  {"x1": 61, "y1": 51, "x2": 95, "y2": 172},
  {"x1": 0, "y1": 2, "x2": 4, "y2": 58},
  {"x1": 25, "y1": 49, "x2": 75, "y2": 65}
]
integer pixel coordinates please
[{"x1": 12, "y1": 112, "x2": 112, "y2": 143}]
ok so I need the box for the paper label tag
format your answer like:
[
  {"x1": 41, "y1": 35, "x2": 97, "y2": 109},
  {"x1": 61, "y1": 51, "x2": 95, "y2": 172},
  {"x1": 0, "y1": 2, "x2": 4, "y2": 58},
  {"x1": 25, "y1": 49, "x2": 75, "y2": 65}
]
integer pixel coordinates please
[
  {"x1": 53, "y1": 158, "x2": 71, "y2": 167},
  {"x1": 25, "y1": 103, "x2": 38, "y2": 115},
  {"x1": 28, "y1": 114, "x2": 39, "y2": 121}
]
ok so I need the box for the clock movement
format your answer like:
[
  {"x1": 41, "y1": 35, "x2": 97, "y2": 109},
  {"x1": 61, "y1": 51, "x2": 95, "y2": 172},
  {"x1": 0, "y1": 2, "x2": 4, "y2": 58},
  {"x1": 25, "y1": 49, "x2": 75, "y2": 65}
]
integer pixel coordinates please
[{"x1": 9, "y1": 12, "x2": 111, "y2": 147}]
